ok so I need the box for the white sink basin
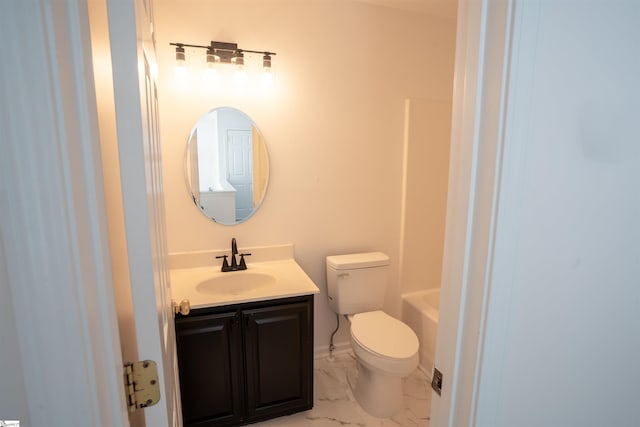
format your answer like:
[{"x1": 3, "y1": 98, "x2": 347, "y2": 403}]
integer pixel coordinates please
[
  {"x1": 169, "y1": 244, "x2": 320, "y2": 309},
  {"x1": 196, "y1": 272, "x2": 277, "y2": 295}
]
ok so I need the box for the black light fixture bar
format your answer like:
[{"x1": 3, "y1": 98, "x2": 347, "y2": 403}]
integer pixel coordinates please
[{"x1": 169, "y1": 40, "x2": 276, "y2": 64}]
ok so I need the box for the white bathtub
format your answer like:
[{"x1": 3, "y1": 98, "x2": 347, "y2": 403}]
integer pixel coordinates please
[{"x1": 402, "y1": 288, "x2": 440, "y2": 377}]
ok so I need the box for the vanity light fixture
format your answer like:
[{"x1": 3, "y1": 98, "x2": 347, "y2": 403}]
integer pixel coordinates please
[
  {"x1": 231, "y1": 50, "x2": 244, "y2": 67},
  {"x1": 174, "y1": 43, "x2": 186, "y2": 65},
  {"x1": 261, "y1": 53, "x2": 273, "y2": 84},
  {"x1": 206, "y1": 46, "x2": 219, "y2": 67},
  {"x1": 174, "y1": 43, "x2": 188, "y2": 78},
  {"x1": 205, "y1": 46, "x2": 219, "y2": 79},
  {"x1": 231, "y1": 50, "x2": 245, "y2": 80},
  {"x1": 263, "y1": 53, "x2": 272, "y2": 72},
  {"x1": 169, "y1": 40, "x2": 275, "y2": 78}
]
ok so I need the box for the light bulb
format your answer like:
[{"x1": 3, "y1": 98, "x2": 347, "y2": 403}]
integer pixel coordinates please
[
  {"x1": 205, "y1": 67, "x2": 217, "y2": 82},
  {"x1": 175, "y1": 65, "x2": 188, "y2": 79},
  {"x1": 235, "y1": 68, "x2": 246, "y2": 82},
  {"x1": 261, "y1": 70, "x2": 273, "y2": 86},
  {"x1": 174, "y1": 45, "x2": 187, "y2": 77}
]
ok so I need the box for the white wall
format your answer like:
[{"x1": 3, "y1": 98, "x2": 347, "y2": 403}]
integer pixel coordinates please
[
  {"x1": 474, "y1": 1, "x2": 640, "y2": 425},
  {"x1": 154, "y1": 0, "x2": 456, "y2": 354},
  {"x1": 400, "y1": 98, "x2": 451, "y2": 294}
]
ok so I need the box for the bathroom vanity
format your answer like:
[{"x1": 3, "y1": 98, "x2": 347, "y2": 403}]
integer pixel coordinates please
[
  {"x1": 175, "y1": 295, "x2": 313, "y2": 426},
  {"x1": 170, "y1": 245, "x2": 319, "y2": 426}
]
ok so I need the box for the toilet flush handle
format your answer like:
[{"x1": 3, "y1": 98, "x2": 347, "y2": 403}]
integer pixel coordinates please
[{"x1": 338, "y1": 273, "x2": 350, "y2": 279}]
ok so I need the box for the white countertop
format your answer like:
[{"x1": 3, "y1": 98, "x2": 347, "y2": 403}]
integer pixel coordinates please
[{"x1": 169, "y1": 245, "x2": 319, "y2": 309}]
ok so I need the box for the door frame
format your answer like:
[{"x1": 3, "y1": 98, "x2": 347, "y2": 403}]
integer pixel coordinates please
[
  {"x1": 225, "y1": 129, "x2": 254, "y2": 221},
  {"x1": 430, "y1": 0, "x2": 513, "y2": 425}
]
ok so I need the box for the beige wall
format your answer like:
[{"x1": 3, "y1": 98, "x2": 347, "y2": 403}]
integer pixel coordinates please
[{"x1": 154, "y1": 0, "x2": 456, "y2": 354}]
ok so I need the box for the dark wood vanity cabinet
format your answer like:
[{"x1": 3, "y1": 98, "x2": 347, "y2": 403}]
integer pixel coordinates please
[
  {"x1": 175, "y1": 310, "x2": 244, "y2": 425},
  {"x1": 175, "y1": 295, "x2": 314, "y2": 426}
]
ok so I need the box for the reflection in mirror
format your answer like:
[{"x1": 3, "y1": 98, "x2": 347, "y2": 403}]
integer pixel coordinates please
[{"x1": 185, "y1": 107, "x2": 269, "y2": 225}]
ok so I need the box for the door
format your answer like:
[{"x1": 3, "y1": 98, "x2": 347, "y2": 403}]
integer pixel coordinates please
[
  {"x1": 175, "y1": 311, "x2": 244, "y2": 426},
  {"x1": 107, "y1": 0, "x2": 179, "y2": 425},
  {"x1": 243, "y1": 299, "x2": 314, "y2": 421},
  {"x1": 0, "y1": 0, "x2": 167, "y2": 424},
  {"x1": 226, "y1": 129, "x2": 254, "y2": 221}
]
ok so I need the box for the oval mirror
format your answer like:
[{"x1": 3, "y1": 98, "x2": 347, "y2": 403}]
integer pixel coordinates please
[{"x1": 185, "y1": 107, "x2": 269, "y2": 225}]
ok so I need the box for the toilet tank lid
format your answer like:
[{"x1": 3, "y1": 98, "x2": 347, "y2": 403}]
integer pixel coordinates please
[{"x1": 326, "y1": 252, "x2": 389, "y2": 270}]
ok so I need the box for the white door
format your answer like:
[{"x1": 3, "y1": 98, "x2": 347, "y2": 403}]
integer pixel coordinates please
[
  {"x1": 0, "y1": 0, "x2": 169, "y2": 424},
  {"x1": 226, "y1": 129, "x2": 254, "y2": 221},
  {"x1": 107, "y1": 0, "x2": 179, "y2": 425}
]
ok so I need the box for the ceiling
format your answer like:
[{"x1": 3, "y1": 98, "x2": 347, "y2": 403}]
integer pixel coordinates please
[{"x1": 351, "y1": 0, "x2": 457, "y2": 19}]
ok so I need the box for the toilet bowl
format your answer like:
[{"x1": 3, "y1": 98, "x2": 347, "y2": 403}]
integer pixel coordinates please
[
  {"x1": 326, "y1": 252, "x2": 420, "y2": 418},
  {"x1": 347, "y1": 310, "x2": 419, "y2": 418}
]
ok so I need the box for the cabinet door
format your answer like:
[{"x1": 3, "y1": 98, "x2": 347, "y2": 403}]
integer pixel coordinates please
[
  {"x1": 175, "y1": 311, "x2": 244, "y2": 426},
  {"x1": 243, "y1": 298, "x2": 313, "y2": 421}
]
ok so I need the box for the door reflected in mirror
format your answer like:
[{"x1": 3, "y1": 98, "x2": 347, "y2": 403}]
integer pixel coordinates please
[{"x1": 185, "y1": 107, "x2": 269, "y2": 225}]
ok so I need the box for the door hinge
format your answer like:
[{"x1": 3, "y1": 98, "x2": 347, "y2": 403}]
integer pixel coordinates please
[{"x1": 123, "y1": 360, "x2": 160, "y2": 412}]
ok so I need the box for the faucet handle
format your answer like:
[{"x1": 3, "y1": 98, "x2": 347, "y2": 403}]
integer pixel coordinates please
[
  {"x1": 215, "y1": 255, "x2": 230, "y2": 272},
  {"x1": 238, "y1": 253, "x2": 251, "y2": 270}
]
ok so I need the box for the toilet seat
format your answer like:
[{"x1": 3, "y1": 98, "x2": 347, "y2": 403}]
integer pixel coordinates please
[{"x1": 350, "y1": 310, "x2": 419, "y2": 361}]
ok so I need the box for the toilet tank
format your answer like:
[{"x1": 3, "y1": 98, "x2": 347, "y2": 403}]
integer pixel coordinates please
[{"x1": 326, "y1": 252, "x2": 390, "y2": 314}]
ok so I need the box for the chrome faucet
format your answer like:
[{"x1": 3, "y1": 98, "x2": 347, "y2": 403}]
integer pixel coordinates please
[{"x1": 216, "y1": 237, "x2": 251, "y2": 272}]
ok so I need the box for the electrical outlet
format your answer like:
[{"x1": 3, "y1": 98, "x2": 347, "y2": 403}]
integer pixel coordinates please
[{"x1": 431, "y1": 367, "x2": 443, "y2": 396}]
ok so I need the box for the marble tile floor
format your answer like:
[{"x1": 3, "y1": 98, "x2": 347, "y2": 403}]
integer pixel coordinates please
[{"x1": 255, "y1": 352, "x2": 431, "y2": 427}]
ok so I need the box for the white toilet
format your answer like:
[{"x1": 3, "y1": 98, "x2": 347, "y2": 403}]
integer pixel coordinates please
[{"x1": 326, "y1": 252, "x2": 419, "y2": 418}]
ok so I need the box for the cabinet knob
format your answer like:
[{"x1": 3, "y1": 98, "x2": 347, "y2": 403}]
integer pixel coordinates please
[{"x1": 173, "y1": 299, "x2": 191, "y2": 316}]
